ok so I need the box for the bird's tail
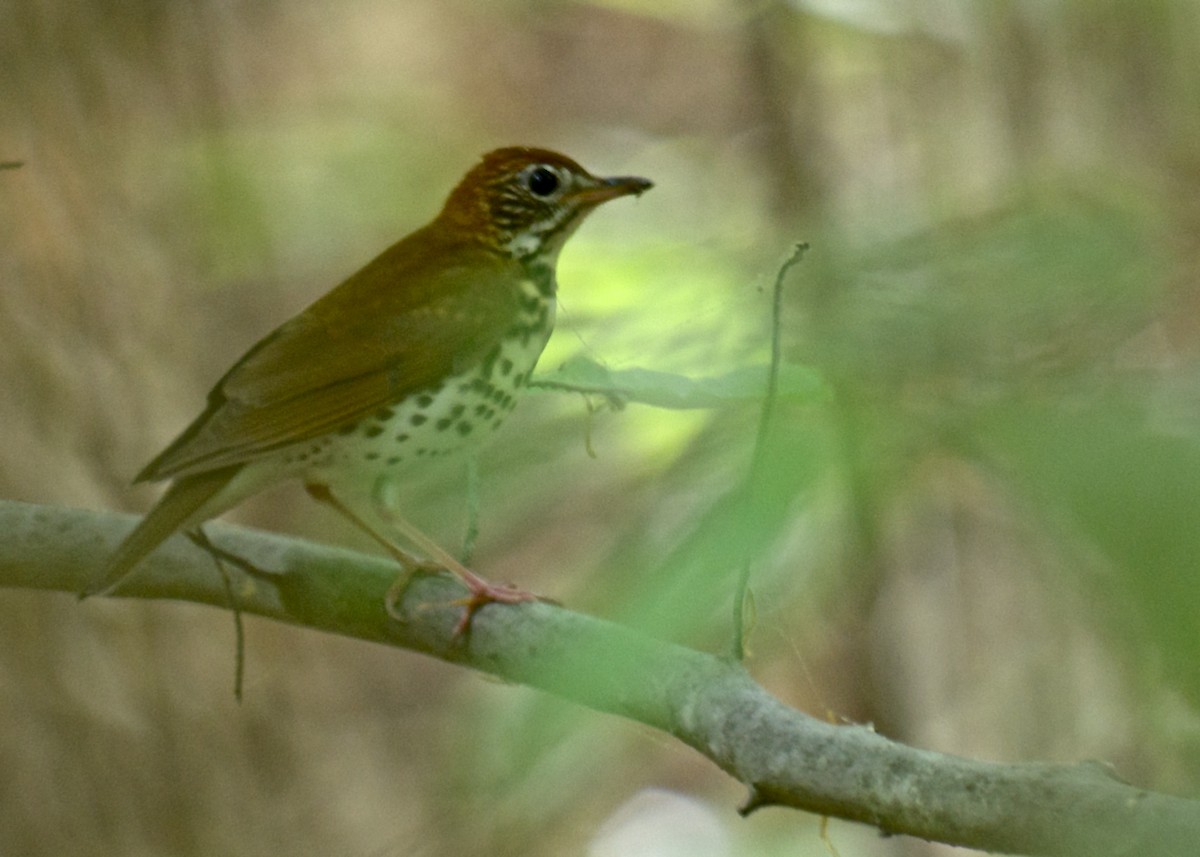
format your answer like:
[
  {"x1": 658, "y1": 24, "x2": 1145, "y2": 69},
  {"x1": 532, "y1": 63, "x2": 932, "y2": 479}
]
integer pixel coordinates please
[{"x1": 81, "y1": 466, "x2": 242, "y2": 598}]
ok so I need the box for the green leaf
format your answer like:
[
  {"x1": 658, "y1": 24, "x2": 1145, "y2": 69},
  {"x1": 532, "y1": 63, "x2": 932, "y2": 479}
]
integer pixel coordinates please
[{"x1": 529, "y1": 356, "x2": 829, "y2": 410}]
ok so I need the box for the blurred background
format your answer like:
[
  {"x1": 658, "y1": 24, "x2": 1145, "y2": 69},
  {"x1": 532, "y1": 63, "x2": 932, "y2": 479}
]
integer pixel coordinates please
[{"x1": 3, "y1": 0, "x2": 1200, "y2": 854}]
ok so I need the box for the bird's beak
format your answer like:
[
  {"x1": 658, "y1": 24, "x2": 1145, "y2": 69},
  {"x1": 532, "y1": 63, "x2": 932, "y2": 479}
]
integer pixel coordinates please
[{"x1": 573, "y1": 175, "x2": 654, "y2": 206}]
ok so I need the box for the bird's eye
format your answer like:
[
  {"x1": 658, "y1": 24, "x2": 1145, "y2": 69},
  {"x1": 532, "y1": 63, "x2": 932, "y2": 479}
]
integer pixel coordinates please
[{"x1": 525, "y1": 166, "x2": 560, "y2": 197}]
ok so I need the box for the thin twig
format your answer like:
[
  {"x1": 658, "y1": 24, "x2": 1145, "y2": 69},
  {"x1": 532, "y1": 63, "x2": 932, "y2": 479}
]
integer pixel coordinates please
[
  {"x1": 732, "y1": 242, "x2": 809, "y2": 660},
  {"x1": 187, "y1": 527, "x2": 246, "y2": 701}
]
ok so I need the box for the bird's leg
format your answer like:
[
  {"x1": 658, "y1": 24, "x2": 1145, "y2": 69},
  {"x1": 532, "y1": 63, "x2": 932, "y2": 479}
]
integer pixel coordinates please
[
  {"x1": 461, "y1": 454, "x2": 481, "y2": 565},
  {"x1": 305, "y1": 483, "x2": 451, "y2": 629},
  {"x1": 305, "y1": 483, "x2": 525, "y2": 635},
  {"x1": 304, "y1": 484, "x2": 441, "y2": 619},
  {"x1": 355, "y1": 479, "x2": 545, "y2": 636},
  {"x1": 304, "y1": 483, "x2": 436, "y2": 572}
]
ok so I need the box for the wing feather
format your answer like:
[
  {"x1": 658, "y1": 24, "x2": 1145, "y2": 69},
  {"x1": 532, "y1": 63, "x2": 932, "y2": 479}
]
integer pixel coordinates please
[{"x1": 139, "y1": 225, "x2": 522, "y2": 482}]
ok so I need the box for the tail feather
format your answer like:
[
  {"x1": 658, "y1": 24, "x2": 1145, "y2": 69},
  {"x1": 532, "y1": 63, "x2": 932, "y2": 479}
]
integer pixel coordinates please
[{"x1": 82, "y1": 466, "x2": 242, "y2": 598}]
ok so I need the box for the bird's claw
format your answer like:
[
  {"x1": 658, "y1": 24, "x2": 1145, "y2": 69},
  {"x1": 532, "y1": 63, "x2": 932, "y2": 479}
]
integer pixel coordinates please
[{"x1": 384, "y1": 564, "x2": 550, "y2": 639}]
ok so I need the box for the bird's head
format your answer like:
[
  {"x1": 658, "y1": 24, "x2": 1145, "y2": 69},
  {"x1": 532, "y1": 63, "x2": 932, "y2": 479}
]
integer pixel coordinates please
[{"x1": 439, "y1": 147, "x2": 652, "y2": 262}]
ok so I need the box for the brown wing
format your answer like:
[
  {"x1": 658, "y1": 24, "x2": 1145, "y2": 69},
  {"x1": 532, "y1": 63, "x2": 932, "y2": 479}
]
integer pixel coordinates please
[{"x1": 138, "y1": 224, "x2": 523, "y2": 482}]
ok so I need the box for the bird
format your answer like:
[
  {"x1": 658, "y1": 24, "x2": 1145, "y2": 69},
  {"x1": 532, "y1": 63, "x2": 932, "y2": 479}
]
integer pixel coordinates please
[{"x1": 82, "y1": 146, "x2": 652, "y2": 629}]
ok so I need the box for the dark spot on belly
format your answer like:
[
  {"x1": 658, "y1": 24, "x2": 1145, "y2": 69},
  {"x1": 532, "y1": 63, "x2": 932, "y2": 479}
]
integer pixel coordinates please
[{"x1": 480, "y1": 345, "x2": 502, "y2": 379}]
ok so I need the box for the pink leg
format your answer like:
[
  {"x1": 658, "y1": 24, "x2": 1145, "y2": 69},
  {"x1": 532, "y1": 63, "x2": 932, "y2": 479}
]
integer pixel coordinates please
[{"x1": 304, "y1": 483, "x2": 543, "y2": 637}]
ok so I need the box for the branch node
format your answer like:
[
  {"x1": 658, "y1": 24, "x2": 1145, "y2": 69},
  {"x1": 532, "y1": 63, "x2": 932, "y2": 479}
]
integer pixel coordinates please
[{"x1": 738, "y1": 784, "x2": 779, "y2": 817}]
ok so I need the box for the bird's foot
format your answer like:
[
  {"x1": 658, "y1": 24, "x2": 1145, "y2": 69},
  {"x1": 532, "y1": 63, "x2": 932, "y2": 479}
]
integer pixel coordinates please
[
  {"x1": 383, "y1": 560, "x2": 444, "y2": 620},
  {"x1": 447, "y1": 568, "x2": 550, "y2": 638},
  {"x1": 384, "y1": 563, "x2": 550, "y2": 639}
]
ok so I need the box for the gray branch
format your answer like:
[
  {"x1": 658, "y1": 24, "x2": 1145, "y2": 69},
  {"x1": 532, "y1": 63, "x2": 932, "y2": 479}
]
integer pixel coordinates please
[{"x1": 2, "y1": 499, "x2": 1196, "y2": 855}]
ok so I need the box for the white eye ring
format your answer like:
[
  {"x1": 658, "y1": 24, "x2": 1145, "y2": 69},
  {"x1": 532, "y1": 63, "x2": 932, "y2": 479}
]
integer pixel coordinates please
[{"x1": 525, "y1": 165, "x2": 561, "y2": 197}]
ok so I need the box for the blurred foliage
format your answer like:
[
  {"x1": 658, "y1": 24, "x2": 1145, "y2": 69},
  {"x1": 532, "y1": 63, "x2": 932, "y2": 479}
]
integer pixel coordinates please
[
  {"x1": 529, "y1": 354, "x2": 829, "y2": 407},
  {"x1": 800, "y1": 185, "x2": 1199, "y2": 707},
  {"x1": 4, "y1": 0, "x2": 1200, "y2": 855}
]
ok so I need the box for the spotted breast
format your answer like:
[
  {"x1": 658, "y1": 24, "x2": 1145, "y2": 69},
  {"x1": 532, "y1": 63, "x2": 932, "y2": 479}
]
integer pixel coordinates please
[{"x1": 288, "y1": 274, "x2": 555, "y2": 485}]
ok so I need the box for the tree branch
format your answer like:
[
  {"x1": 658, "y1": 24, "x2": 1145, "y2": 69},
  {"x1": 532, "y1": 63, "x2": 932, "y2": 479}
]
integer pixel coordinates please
[{"x1": 3, "y1": 498, "x2": 1197, "y2": 856}]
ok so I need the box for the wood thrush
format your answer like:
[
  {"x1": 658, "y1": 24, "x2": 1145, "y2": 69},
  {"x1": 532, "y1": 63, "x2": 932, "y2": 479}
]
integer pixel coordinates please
[{"x1": 83, "y1": 147, "x2": 652, "y2": 627}]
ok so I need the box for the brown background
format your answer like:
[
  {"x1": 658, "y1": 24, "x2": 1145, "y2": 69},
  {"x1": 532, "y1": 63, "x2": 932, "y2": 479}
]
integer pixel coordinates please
[{"x1": 3, "y1": 2, "x2": 1199, "y2": 855}]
